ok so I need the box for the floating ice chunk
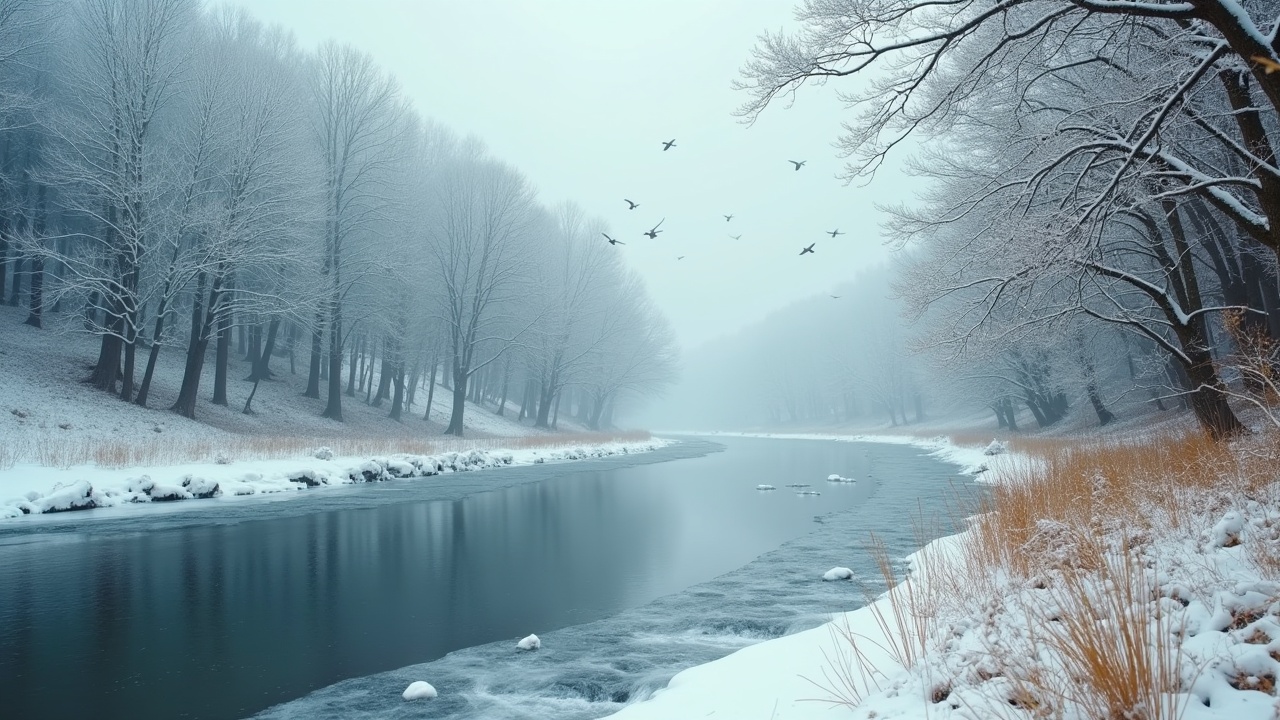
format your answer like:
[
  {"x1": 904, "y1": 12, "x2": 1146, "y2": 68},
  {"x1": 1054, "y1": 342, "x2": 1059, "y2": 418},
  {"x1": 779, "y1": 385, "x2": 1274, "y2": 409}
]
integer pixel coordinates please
[
  {"x1": 402, "y1": 681, "x2": 437, "y2": 700},
  {"x1": 827, "y1": 474, "x2": 855, "y2": 483},
  {"x1": 983, "y1": 440, "x2": 1008, "y2": 456},
  {"x1": 756, "y1": 484, "x2": 776, "y2": 491},
  {"x1": 823, "y1": 567, "x2": 854, "y2": 581},
  {"x1": 797, "y1": 490, "x2": 821, "y2": 496},
  {"x1": 785, "y1": 483, "x2": 811, "y2": 488},
  {"x1": 517, "y1": 634, "x2": 541, "y2": 651}
]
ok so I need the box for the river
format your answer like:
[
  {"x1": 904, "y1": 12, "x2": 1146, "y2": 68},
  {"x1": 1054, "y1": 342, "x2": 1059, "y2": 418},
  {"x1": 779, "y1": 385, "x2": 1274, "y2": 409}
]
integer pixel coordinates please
[{"x1": 0, "y1": 435, "x2": 974, "y2": 719}]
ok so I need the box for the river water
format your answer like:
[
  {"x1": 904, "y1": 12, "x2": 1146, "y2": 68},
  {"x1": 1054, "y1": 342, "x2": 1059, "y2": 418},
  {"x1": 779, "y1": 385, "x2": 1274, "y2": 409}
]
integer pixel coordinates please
[{"x1": 0, "y1": 436, "x2": 973, "y2": 719}]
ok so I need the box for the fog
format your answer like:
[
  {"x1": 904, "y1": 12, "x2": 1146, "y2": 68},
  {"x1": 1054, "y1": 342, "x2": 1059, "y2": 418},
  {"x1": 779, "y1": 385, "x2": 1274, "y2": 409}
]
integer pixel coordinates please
[{"x1": 2, "y1": 0, "x2": 1278, "y2": 441}]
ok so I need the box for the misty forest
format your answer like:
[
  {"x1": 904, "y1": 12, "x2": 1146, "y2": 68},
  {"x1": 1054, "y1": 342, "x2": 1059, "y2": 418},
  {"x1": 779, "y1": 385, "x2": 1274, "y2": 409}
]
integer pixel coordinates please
[{"x1": 2, "y1": 1, "x2": 1280, "y2": 719}]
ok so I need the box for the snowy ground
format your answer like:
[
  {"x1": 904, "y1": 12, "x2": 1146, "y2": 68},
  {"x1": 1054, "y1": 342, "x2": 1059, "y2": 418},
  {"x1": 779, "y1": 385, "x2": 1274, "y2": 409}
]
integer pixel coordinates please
[
  {"x1": 0, "y1": 439, "x2": 670, "y2": 521},
  {"x1": 0, "y1": 305, "x2": 589, "y2": 461}
]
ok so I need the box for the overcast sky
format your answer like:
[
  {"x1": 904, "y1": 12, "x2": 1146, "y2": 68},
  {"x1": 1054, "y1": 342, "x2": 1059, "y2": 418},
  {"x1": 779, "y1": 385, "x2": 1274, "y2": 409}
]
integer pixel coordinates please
[{"x1": 245, "y1": 0, "x2": 914, "y2": 350}]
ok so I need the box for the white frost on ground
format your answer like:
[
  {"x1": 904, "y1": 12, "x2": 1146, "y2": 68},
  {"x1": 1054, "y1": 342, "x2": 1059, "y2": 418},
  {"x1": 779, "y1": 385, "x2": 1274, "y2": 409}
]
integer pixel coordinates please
[
  {"x1": 516, "y1": 634, "x2": 541, "y2": 651},
  {"x1": 0, "y1": 305, "x2": 591, "y2": 453},
  {"x1": 402, "y1": 681, "x2": 437, "y2": 700},
  {"x1": 821, "y1": 566, "x2": 853, "y2": 581},
  {"x1": 0, "y1": 439, "x2": 670, "y2": 520}
]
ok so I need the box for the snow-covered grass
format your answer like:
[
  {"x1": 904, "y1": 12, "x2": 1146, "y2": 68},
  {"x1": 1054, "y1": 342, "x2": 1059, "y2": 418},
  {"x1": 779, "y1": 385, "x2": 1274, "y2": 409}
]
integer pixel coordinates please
[
  {"x1": 0, "y1": 435, "x2": 668, "y2": 520},
  {"x1": 609, "y1": 429, "x2": 1280, "y2": 720},
  {"x1": 0, "y1": 305, "x2": 593, "y2": 466}
]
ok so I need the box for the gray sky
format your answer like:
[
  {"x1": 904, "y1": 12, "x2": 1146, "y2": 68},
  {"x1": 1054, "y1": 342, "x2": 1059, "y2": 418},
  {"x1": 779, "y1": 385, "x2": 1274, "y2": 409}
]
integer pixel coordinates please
[{"x1": 246, "y1": 0, "x2": 911, "y2": 350}]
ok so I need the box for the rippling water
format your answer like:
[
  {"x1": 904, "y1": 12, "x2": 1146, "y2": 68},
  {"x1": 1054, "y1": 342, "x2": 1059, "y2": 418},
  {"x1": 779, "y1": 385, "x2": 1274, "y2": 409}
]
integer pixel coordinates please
[{"x1": 0, "y1": 436, "x2": 972, "y2": 720}]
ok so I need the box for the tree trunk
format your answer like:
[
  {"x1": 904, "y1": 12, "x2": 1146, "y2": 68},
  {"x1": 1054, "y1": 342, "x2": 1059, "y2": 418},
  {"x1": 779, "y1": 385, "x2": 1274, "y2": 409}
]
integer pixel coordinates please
[
  {"x1": 212, "y1": 311, "x2": 230, "y2": 406},
  {"x1": 373, "y1": 352, "x2": 393, "y2": 407},
  {"x1": 423, "y1": 356, "x2": 438, "y2": 422},
  {"x1": 172, "y1": 274, "x2": 216, "y2": 419},
  {"x1": 496, "y1": 360, "x2": 512, "y2": 416},
  {"x1": 7, "y1": 257, "x2": 21, "y2": 306},
  {"x1": 242, "y1": 379, "x2": 260, "y2": 415},
  {"x1": 287, "y1": 322, "x2": 296, "y2": 375},
  {"x1": 22, "y1": 185, "x2": 47, "y2": 328},
  {"x1": 1086, "y1": 382, "x2": 1115, "y2": 426},
  {"x1": 444, "y1": 364, "x2": 467, "y2": 436},
  {"x1": 304, "y1": 316, "x2": 322, "y2": 398},
  {"x1": 248, "y1": 318, "x2": 280, "y2": 382},
  {"x1": 321, "y1": 302, "x2": 343, "y2": 420},
  {"x1": 346, "y1": 334, "x2": 361, "y2": 396},
  {"x1": 389, "y1": 363, "x2": 406, "y2": 421},
  {"x1": 245, "y1": 321, "x2": 261, "y2": 365}
]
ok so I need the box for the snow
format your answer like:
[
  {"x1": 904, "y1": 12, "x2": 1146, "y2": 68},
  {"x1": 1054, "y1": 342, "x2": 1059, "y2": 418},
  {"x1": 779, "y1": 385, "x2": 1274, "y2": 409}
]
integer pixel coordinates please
[
  {"x1": 0, "y1": 439, "x2": 671, "y2": 521},
  {"x1": 598, "y1": 433, "x2": 1020, "y2": 720},
  {"x1": 609, "y1": 431, "x2": 1280, "y2": 720},
  {"x1": 516, "y1": 634, "x2": 541, "y2": 651},
  {"x1": 822, "y1": 566, "x2": 853, "y2": 581},
  {"x1": 982, "y1": 439, "x2": 1007, "y2": 456},
  {"x1": 0, "y1": 307, "x2": 594, "y2": 457},
  {"x1": 402, "y1": 681, "x2": 437, "y2": 700}
]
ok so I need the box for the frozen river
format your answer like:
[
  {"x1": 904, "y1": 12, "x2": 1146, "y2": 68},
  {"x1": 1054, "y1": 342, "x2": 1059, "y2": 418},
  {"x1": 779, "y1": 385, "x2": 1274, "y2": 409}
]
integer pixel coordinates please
[{"x1": 0, "y1": 435, "x2": 973, "y2": 719}]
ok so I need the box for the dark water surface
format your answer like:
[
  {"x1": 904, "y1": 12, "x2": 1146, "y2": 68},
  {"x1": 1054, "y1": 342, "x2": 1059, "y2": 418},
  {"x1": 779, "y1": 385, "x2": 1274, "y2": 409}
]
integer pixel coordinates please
[{"x1": 0, "y1": 436, "x2": 970, "y2": 719}]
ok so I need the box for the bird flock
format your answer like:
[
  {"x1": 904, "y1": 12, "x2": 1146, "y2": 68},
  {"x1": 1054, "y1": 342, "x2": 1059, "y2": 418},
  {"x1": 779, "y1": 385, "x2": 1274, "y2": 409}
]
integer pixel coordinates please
[{"x1": 602, "y1": 138, "x2": 848, "y2": 263}]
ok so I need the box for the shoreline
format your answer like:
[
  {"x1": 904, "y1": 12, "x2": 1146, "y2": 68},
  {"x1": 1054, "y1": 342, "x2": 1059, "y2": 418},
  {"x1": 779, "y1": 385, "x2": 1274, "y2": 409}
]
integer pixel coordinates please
[
  {"x1": 603, "y1": 431, "x2": 1013, "y2": 720},
  {"x1": 0, "y1": 436, "x2": 676, "y2": 524}
]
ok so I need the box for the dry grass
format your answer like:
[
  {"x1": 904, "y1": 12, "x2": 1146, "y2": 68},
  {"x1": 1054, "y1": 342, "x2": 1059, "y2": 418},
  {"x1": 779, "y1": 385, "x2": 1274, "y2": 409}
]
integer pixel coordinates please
[
  {"x1": 1022, "y1": 553, "x2": 1189, "y2": 720},
  {"x1": 816, "y1": 428, "x2": 1280, "y2": 716},
  {"x1": 4, "y1": 430, "x2": 653, "y2": 469}
]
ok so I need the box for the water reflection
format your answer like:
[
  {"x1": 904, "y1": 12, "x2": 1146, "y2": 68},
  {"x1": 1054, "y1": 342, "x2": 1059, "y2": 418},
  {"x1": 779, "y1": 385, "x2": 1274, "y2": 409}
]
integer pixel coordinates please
[{"x1": 0, "y1": 437, "x2": 917, "y2": 720}]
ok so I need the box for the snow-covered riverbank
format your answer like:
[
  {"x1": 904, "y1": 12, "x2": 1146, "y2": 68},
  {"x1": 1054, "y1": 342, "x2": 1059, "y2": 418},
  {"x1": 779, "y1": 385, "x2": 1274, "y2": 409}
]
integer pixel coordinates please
[
  {"x1": 610, "y1": 430, "x2": 1280, "y2": 720},
  {"x1": 601, "y1": 432, "x2": 1008, "y2": 720},
  {"x1": 0, "y1": 438, "x2": 671, "y2": 520}
]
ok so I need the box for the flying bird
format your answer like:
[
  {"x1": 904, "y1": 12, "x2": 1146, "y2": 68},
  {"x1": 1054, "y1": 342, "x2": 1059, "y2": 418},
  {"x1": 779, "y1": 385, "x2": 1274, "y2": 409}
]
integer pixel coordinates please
[
  {"x1": 643, "y1": 218, "x2": 665, "y2": 239},
  {"x1": 830, "y1": 295, "x2": 841, "y2": 299},
  {"x1": 724, "y1": 214, "x2": 734, "y2": 222},
  {"x1": 624, "y1": 199, "x2": 639, "y2": 210},
  {"x1": 789, "y1": 160, "x2": 806, "y2": 171},
  {"x1": 602, "y1": 233, "x2": 624, "y2": 246},
  {"x1": 827, "y1": 229, "x2": 844, "y2": 238},
  {"x1": 677, "y1": 256, "x2": 686, "y2": 260},
  {"x1": 800, "y1": 243, "x2": 816, "y2": 255},
  {"x1": 662, "y1": 139, "x2": 677, "y2": 151},
  {"x1": 728, "y1": 234, "x2": 742, "y2": 240}
]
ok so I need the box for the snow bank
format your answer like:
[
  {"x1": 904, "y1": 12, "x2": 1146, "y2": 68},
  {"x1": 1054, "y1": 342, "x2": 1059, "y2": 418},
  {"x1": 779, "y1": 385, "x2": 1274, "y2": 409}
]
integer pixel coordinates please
[
  {"x1": 0, "y1": 439, "x2": 671, "y2": 521},
  {"x1": 516, "y1": 634, "x2": 541, "y2": 651},
  {"x1": 402, "y1": 681, "x2": 437, "y2": 700},
  {"x1": 700, "y1": 431, "x2": 1008, "y2": 478}
]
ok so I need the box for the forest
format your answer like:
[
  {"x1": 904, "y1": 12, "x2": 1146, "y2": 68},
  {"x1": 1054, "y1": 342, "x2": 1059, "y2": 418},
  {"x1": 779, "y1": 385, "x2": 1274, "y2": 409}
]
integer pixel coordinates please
[
  {"x1": 0, "y1": 0, "x2": 678, "y2": 437},
  {"x1": 657, "y1": 0, "x2": 1280, "y2": 437}
]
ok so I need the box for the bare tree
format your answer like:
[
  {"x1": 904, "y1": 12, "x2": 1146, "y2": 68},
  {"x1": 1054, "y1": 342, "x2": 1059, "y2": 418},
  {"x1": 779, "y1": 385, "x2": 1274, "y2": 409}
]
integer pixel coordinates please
[{"x1": 427, "y1": 153, "x2": 537, "y2": 436}]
